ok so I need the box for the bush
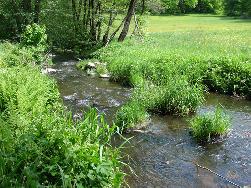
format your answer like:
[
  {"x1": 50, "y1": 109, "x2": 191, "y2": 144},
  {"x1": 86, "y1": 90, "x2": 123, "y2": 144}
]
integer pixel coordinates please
[
  {"x1": 21, "y1": 24, "x2": 47, "y2": 49},
  {"x1": 132, "y1": 78, "x2": 205, "y2": 115},
  {"x1": 190, "y1": 106, "x2": 231, "y2": 142},
  {"x1": 76, "y1": 60, "x2": 90, "y2": 70},
  {"x1": 21, "y1": 24, "x2": 48, "y2": 63},
  {"x1": 204, "y1": 57, "x2": 251, "y2": 97}
]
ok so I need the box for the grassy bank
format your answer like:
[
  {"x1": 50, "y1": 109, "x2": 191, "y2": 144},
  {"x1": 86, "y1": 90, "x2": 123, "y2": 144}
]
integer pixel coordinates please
[
  {"x1": 95, "y1": 15, "x2": 251, "y2": 129},
  {"x1": 0, "y1": 43, "x2": 123, "y2": 187}
]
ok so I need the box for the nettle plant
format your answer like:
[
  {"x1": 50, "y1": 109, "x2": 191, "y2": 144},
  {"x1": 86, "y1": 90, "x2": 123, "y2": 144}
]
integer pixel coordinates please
[
  {"x1": 21, "y1": 24, "x2": 47, "y2": 49},
  {"x1": 21, "y1": 24, "x2": 48, "y2": 63}
]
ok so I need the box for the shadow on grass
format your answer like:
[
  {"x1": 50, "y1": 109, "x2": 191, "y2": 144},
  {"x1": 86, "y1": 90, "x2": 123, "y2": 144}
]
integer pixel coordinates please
[{"x1": 152, "y1": 14, "x2": 251, "y2": 23}]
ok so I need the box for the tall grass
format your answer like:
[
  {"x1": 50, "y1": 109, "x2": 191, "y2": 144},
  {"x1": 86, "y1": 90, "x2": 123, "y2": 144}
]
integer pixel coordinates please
[
  {"x1": 95, "y1": 15, "x2": 251, "y2": 129},
  {"x1": 0, "y1": 44, "x2": 123, "y2": 187},
  {"x1": 190, "y1": 106, "x2": 231, "y2": 142}
]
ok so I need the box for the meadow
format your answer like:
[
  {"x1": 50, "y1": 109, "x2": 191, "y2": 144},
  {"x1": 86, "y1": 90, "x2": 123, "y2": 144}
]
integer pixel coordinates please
[{"x1": 95, "y1": 15, "x2": 251, "y2": 129}]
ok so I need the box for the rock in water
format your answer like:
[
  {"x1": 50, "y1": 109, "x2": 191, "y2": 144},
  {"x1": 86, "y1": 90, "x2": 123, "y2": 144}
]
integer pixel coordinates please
[
  {"x1": 86, "y1": 62, "x2": 96, "y2": 69},
  {"x1": 99, "y1": 74, "x2": 110, "y2": 79},
  {"x1": 41, "y1": 68, "x2": 57, "y2": 74}
]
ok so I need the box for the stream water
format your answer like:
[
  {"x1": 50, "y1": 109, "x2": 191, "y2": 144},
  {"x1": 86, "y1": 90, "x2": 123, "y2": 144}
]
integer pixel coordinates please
[{"x1": 50, "y1": 55, "x2": 251, "y2": 188}]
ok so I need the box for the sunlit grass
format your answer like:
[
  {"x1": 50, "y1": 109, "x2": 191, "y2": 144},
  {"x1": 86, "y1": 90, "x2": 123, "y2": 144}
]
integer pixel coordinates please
[
  {"x1": 147, "y1": 14, "x2": 251, "y2": 33},
  {"x1": 96, "y1": 14, "x2": 251, "y2": 128},
  {"x1": 190, "y1": 106, "x2": 230, "y2": 143}
]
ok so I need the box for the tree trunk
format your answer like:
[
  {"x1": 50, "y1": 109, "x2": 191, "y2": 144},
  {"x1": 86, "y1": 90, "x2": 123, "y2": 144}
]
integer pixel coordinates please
[
  {"x1": 34, "y1": 0, "x2": 41, "y2": 23},
  {"x1": 103, "y1": 2, "x2": 116, "y2": 44},
  {"x1": 118, "y1": 0, "x2": 137, "y2": 42},
  {"x1": 96, "y1": 2, "x2": 102, "y2": 41},
  {"x1": 22, "y1": 0, "x2": 32, "y2": 13},
  {"x1": 141, "y1": 0, "x2": 145, "y2": 15},
  {"x1": 105, "y1": 17, "x2": 126, "y2": 46},
  {"x1": 11, "y1": 0, "x2": 23, "y2": 33},
  {"x1": 83, "y1": 0, "x2": 87, "y2": 30},
  {"x1": 21, "y1": 0, "x2": 32, "y2": 25},
  {"x1": 90, "y1": 0, "x2": 96, "y2": 41}
]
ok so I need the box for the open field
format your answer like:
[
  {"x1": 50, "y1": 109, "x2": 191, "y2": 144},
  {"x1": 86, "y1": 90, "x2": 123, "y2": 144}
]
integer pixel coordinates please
[{"x1": 147, "y1": 14, "x2": 251, "y2": 33}]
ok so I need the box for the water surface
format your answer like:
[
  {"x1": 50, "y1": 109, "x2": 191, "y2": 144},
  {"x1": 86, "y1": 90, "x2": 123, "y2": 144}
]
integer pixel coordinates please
[{"x1": 51, "y1": 55, "x2": 251, "y2": 188}]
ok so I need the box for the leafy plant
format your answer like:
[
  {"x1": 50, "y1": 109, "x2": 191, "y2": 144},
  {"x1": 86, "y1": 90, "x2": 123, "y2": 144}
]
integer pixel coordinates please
[
  {"x1": 21, "y1": 24, "x2": 47, "y2": 50},
  {"x1": 21, "y1": 24, "x2": 48, "y2": 63},
  {"x1": 76, "y1": 59, "x2": 90, "y2": 70},
  {"x1": 0, "y1": 48, "x2": 124, "y2": 187}
]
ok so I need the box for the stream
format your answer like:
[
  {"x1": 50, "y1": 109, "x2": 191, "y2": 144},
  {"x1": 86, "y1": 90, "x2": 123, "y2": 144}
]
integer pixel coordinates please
[{"x1": 50, "y1": 55, "x2": 251, "y2": 188}]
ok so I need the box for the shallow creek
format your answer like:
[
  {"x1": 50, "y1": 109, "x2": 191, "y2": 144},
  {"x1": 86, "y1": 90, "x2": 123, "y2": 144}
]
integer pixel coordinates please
[{"x1": 50, "y1": 55, "x2": 251, "y2": 188}]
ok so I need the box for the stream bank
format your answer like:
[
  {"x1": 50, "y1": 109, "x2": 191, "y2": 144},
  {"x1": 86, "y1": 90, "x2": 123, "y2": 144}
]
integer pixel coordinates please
[{"x1": 50, "y1": 55, "x2": 251, "y2": 187}]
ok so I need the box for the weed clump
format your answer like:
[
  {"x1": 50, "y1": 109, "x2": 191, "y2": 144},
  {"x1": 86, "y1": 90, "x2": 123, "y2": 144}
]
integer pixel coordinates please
[
  {"x1": 190, "y1": 107, "x2": 231, "y2": 142},
  {"x1": 115, "y1": 101, "x2": 148, "y2": 129}
]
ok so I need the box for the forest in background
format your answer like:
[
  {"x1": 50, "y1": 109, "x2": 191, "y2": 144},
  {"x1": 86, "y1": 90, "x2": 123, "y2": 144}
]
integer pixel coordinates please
[{"x1": 0, "y1": 0, "x2": 251, "y2": 55}]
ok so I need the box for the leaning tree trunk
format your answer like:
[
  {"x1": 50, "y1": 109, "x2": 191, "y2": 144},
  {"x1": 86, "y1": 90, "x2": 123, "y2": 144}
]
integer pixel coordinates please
[
  {"x1": 103, "y1": 1, "x2": 116, "y2": 44},
  {"x1": 118, "y1": 0, "x2": 137, "y2": 42}
]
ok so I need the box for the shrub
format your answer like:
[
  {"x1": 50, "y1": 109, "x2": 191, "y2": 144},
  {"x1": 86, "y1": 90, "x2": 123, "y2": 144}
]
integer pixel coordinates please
[
  {"x1": 21, "y1": 24, "x2": 47, "y2": 50},
  {"x1": 190, "y1": 106, "x2": 231, "y2": 142},
  {"x1": 132, "y1": 78, "x2": 205, "y2": 115},
  {"x1": 204, "y1": 57, "x2": 251, "y2": 97},
  {"x1": 76, "y1": 60, "x2": 90, "y2": 70},
  {"x1": 21, "y1": 24, "x2": 48, "y2": 63},
  {"x1": 96, "y1": 64, "x2": 108, "y2": 76}
]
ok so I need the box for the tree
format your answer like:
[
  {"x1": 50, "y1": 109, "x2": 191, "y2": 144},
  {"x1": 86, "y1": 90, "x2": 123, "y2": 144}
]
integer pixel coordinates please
[
  {"x1": 118, "y1": 0, "x2": 138, "y2": 42},
  {"x1": 0, "y1": 0, "x2": 42, "y2": 39},
  {"x1": 224, "y1": 0, "x2": 251, "y2": 16}
]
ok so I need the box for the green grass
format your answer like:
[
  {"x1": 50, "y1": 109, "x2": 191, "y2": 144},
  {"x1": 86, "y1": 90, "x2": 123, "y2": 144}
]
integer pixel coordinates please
[
  {"x1": 147, "y1": 14, "x2": 251, "y2": 33},
  {"x1": 95, "y1": 14, "x2": 251, "y2": 129},
  {"x1": 190, "y1": 106, "x2": 231, "y2": 142},
  {"x1": 0, "y1": 43, "x2": 123, "y2": 187},
  {"x1": 115, "y1": 101, "x2": 149, "y2": 129}
]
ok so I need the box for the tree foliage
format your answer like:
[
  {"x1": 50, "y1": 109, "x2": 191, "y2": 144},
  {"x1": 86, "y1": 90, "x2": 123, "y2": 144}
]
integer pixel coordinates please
[
  {"x1": 0, "y1": 0, "x2": 250, "y2": 53},
  {"x1": 224, "y1": 0, "x2": 251, "y2": 17}
]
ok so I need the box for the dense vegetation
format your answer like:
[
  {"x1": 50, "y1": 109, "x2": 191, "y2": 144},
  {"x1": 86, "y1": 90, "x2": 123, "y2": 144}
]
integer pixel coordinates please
[
  {"x1": 146, "y1": 0, "x2": 251, "y2": 16},
  {"x1": 1, "y1": 0, "x2": 251, "y2": 186},
  {"x1": 95, "y1": 15, "x2": 251, "y2": 129},
  {"x1": 0, "y1": 0, "x2": 141, "y2": 53},
  {"x1": 0, "y1": 31, "x2": 123, "y2": 186}
]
